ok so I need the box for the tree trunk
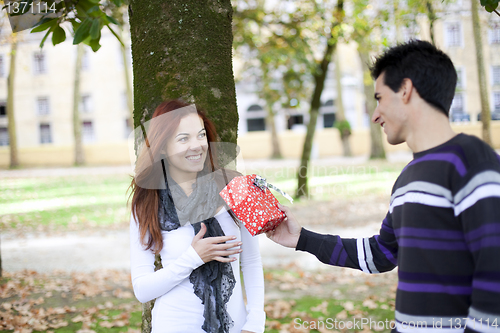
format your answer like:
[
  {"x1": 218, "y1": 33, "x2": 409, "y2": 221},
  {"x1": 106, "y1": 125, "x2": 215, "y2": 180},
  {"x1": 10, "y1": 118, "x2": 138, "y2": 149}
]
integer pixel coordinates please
[
  {"x1": 426, "y1": 0, "x2": 437, "y2": 45},
  {"x1": 73, "y1": 43, "x2": 85, "y2": 165},
  {"x1": 296, "y1": 40, "x2": 338, "y2": 199},
  {"x1": 334, "y1": 49, "x2": 351, "y2": 157},
  {"x1": 128, "y1": 1, "x2": 238, "y2": 331},
  {"x1": 296, "y1": 0, "x2": 344, "y2": 199},
  {"x1": 121, "y1": 29, "x2": 134, "y2": 120},
  {"x1": 128, "y1": 0, "x2": 238, "y2": 144},
  {"x1": 358, "y1": 46, "x2": 386, "y2": 159},
  {"x1": 7, "y1": 34, "x2": 18, "y2": 168},
  {"x1": 471, "y1": 0, "x2": 492, "y2": 145},
  {"x1": 266, "y1": 102, "x2": 282, "y2": 159}
]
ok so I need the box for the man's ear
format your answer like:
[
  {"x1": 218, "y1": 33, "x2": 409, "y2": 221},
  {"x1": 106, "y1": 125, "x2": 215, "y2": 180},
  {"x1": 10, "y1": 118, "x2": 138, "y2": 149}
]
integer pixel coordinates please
[{"x1": 400, "y1": 78, "x2": 414, "y2": 104}]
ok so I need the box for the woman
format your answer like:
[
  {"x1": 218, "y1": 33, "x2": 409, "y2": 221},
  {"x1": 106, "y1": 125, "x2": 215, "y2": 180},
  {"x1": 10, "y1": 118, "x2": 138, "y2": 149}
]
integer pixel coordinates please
[{"x1": 129, "y1": 100, "x2": 265, "y2": 333}]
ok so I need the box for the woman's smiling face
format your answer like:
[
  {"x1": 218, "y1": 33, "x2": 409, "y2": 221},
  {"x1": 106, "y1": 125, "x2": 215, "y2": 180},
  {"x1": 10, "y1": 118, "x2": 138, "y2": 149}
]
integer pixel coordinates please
[{"x1": 165, "y1": 113, "x2": 208, "y2": 182}]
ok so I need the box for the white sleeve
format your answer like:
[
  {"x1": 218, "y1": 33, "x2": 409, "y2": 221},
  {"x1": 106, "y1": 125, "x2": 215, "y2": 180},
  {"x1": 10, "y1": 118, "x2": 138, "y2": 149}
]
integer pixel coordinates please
[
  {"x1": 239, "y1": 227, "x2": 266, "y2": 333},
  {"x1": 129, "y1": 214, "x2": 205, "y2": 303}
]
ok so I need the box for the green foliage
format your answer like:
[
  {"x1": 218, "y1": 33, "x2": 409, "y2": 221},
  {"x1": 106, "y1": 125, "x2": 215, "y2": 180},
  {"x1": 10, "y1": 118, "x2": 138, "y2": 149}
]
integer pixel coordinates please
[
  {"x1": 481, "y1": 0, "x2": 500, "y2": 13},
  {"x1": 25, "y1": 0, "x2": 127, "y2": 51},
  {"x1": 335, "y1": 119, "x2": 351, "y2": 137},
  {"x1": 51, "y1": 25, "x2": 66, "y2": 45}
]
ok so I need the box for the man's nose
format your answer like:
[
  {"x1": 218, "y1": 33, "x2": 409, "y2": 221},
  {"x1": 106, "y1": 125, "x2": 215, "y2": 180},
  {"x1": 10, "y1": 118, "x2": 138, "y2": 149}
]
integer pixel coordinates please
[{"x1": 371, "y1": 107, "x2": 380, "y2": 124}]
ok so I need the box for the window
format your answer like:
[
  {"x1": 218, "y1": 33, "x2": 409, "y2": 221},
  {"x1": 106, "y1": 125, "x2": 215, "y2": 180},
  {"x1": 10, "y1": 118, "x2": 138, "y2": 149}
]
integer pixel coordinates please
[
  {"x1": 37, "y1": 97, "x2": 50, "y2": 115},
  {"x1": 0, "y1": 102, "x2": 6, "y2": 117},
  {"x1": 445, "y1": 22, "x2": 462, "y2": 47},
  {"x1": 40, "y1": 124, "x2": 52, "y2": 144},
  {"x1": 0, "y1": 127, "x2": 8, "y2": 146},
  {"x1": 494, "y1": 92, "x2": 500, "y2": 111},
  {"x1": 490, "y1": 25, "x2": 500, "y2": 44},
  {"x1": 34, "y1": 52, "x2": 46, "y2": 74},
  {"x1": 247, "y1": 118, "x2": 266, "y2": 131},
  {"x1": 323, "y1": 113, "x2": 336, "y2": 128},
  {"x1": 287, "y1": 115, "x2": 304, "y2": 129},
  {"x1": 247, "y1": 104, "x2": 264, "y2": 112},
  {"x1": 493, "y1": 66, "x2": 500, "y2": 86},
  {"x1": 246, "y1": 104, "x2": 266, "y2": 131},
  {"x1": 82, "y1": 121, "x2": 95, "y2": 143},
  {"x1": 80, "y1": 95, "x2": 92, "y2": 113},
  {"x1": 451, "y1": 93, "x2": 464, "y2": 113},
  {"x1": 324, "y1": 100, "x2": 334, "y2": 107}
]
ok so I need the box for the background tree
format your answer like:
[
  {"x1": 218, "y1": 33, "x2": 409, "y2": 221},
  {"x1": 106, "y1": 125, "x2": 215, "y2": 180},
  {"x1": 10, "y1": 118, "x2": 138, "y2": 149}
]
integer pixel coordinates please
[
  {"x1": 7, "y1": 33, "x2": 17, "y2": 168},
  {"x1": 127, "y1": 1, "x2": 238, "y2": 331},
  {"x1": 349, "y1": 0, "x2": 387, "y2": 159},
  {"x1": 333, "y1": 49, "x2": 352, "y2": 156},
  {"x1": 73, "y1": 43, "x2": 85, "y2": 165},
  {"x1": 235, "y1": 0, "x2": 345, "y2": 198},
  {"x1": 472, "y1": 0, "x2": 492, "y2": 144},
  {"x1": 233, "y1": 1, "x2": 311, "y2": 159}
]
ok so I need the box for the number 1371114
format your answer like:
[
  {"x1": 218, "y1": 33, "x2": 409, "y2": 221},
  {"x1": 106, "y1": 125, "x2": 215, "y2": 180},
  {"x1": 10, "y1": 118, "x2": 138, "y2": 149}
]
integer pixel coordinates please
[{"x1": 5, "y1": 1, "x2": 56, "y2": 15}]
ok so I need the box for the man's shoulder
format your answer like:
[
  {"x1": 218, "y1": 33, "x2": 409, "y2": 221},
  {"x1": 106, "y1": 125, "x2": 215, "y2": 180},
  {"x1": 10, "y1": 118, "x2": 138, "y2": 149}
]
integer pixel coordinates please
[{"x1": 453, "y1": 133, "x2": 500, "y2": 169}]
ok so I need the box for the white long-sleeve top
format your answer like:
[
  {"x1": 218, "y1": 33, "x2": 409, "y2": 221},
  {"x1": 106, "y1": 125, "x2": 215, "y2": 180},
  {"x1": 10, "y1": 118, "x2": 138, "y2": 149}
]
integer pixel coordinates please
[{"x1": 130, "y1": 207, "x2": 266, "y2": 333}]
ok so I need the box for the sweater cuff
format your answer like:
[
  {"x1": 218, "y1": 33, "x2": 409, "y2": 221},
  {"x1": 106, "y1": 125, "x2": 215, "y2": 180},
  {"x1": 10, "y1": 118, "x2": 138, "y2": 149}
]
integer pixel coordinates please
[{"x1": 296, "y1": 228, "x2": 316, "y2": 252}]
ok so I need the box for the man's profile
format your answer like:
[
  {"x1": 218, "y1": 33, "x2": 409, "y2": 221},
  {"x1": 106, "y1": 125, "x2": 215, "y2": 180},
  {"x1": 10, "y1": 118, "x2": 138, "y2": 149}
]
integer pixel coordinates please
[{"x1": 267, "y1": 40, "x2": 500, "y2": 333}]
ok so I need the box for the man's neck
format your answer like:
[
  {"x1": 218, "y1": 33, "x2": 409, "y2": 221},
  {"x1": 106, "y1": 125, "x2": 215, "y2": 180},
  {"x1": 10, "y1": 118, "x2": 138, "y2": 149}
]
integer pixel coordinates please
[{"x1": 405, "y1": 104, "x2": 457, "y2": 153}]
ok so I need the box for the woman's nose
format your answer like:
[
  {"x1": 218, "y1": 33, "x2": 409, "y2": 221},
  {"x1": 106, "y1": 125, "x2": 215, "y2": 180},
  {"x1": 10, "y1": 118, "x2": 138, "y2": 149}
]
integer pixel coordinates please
[{"x1": 188, "y1": 138, "x2": 202, "y2": 150}]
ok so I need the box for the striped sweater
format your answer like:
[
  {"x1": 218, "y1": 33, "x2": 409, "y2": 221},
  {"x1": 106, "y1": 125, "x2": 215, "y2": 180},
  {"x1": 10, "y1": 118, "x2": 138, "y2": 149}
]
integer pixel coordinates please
[{"x1": 296, "y1": 134, "x2": 500, "y2": 333}]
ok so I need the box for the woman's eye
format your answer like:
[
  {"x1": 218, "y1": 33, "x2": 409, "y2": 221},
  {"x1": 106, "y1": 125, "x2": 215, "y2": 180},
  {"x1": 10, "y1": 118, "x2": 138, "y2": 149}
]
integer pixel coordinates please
[
  {"x1": 178, "y1": 137, "x2": 188, "y2": 142},
  {"x1": 199, "y1": 132, "x2": 206, "y2": 139}
]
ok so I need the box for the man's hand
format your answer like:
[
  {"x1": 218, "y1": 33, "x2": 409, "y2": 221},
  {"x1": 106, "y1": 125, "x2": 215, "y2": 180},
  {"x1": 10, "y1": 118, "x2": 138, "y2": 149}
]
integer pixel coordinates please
[{"x1": 266, "y1": 203, "x2": 302, "y2": 248}]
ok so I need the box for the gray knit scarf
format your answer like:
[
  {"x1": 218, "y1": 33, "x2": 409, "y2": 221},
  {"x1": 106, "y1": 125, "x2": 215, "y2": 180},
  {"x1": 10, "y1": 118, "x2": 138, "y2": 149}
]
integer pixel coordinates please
[{"x1": 158, "y1": 169, "x2": 235, "y2": 333}]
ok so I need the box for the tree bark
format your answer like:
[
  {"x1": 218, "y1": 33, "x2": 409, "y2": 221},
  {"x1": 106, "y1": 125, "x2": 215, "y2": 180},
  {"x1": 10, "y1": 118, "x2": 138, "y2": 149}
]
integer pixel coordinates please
[
  {"x1": 358, "y1": 46, "x2": 386, "y2": 160},
  {"x1": 7, "y1": 34, "x2": 18, "y2": 168},
  {"x1": 128, "y1": 1, "x2": 238, "y2": 331},
  {"x1": 471, "y1": 0, "x2": 492, "y2": 145},
  {"x1": 128, "y1": 0, "x2": 238, "y2": 144},
  {"x1": 334, "y1": 49, "x2": 351, "y2": 157},
  {"x1": 73, "y1": 43, "x2": 85, "y2": 165}
]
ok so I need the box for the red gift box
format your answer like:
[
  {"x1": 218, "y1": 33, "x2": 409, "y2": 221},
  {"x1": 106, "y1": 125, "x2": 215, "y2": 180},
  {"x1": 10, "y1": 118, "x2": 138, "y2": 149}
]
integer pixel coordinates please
[{"x1": 219, "y1": 174, "x2": 286, "y2": 236}]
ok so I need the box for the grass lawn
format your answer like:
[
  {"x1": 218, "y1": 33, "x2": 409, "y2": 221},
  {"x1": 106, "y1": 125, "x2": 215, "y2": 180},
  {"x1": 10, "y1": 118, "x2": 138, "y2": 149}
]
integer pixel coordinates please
[
  {"x1": 0, "y1": 160, "x2": 406, "y2": 232},
  {"x1": 1, "y1": 160, "x2": 403, "y2": 332}
]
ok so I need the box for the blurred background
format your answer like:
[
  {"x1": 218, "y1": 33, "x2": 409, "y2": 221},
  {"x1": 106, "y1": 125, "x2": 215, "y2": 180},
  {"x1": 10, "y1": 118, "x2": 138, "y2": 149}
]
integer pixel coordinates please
[{"x1": 1, "y1": 1, "x2": 500, "y2": 331}]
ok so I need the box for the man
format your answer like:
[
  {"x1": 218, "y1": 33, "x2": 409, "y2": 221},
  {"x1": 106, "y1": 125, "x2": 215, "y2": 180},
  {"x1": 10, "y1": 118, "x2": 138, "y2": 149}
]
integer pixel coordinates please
[{"x1": 267, "y1": 40, "x2": 500, "y2": 333}]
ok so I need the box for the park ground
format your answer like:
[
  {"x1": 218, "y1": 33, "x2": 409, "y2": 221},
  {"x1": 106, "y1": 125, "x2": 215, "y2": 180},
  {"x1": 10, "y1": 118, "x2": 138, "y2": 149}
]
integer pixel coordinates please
[{"x1": 0, "y1": 153, "x2": 413, "y2": 333}]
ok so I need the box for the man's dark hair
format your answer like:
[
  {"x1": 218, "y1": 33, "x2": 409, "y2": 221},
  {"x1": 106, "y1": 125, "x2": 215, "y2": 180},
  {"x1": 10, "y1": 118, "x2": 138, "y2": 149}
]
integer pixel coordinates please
[{"x1": 370, "y1": 40, "x2": 457, "y2": 116}]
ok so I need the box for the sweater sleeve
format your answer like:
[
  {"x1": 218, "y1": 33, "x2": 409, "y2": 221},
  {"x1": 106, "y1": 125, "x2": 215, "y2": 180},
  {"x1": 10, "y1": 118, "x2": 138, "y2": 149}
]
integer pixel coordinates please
[
  {"x1": 296, "y1": 212, "x2": 398, "y2": 274},
  {"x1": 239, "y1": 226, "x2": 266, "y2": 333},
  {"x1": 455, "y1": 163, "x2": 500, "y2": 333},
  {"x1": 129, "y1": 214, "x2": 205, "y2": 303}
]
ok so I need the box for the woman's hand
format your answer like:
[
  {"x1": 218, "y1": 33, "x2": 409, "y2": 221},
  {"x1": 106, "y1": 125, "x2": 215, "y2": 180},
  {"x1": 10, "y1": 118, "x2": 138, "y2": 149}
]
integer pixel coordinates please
[{"x1": 191, "y1": 223, "x2": 242, "y2": 263}]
